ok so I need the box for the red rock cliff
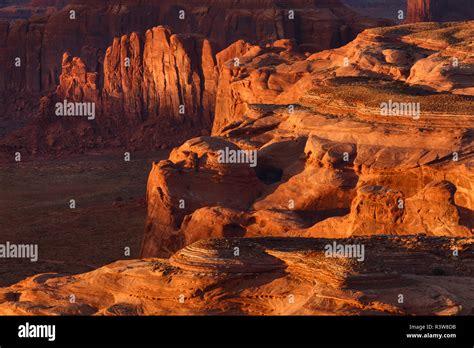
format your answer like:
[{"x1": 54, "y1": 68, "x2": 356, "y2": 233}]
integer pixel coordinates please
[
  {"x1": 35, "y1": 25, "x2": 218, "y2": 151},
  {"x1": 0, "y1": 0, "x2": 391, "y2": 95}
]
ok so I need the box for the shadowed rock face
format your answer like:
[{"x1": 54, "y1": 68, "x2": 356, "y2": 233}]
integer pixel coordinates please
[
  {"x1": 141, "y1": 21, "x2": 473, "y2": 257},
  {"x1": 1, "y1": 236, "x2": 473, "y2": 315},
  {"x1": 407, "y1": 0, "x2": 474, "y2": 23},
  {"x1": 0, "y1": 0, "x2": 68, "y2": 22}
]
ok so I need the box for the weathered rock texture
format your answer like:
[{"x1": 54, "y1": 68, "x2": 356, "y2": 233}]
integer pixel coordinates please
[
  {"x1": 3, "y1": 25, "x2": 219, "y2": 152},
  {"x1": 142, "y1": 21, "x2": 473, "y2": 257},
  {"x1": 213, "y1": 21, "x2": 474, "y2": 135},
  {"x1": 0, "y1": 0, "x2": 393, "y2": 156},
  {"x1": 1, "y1": 236, "x2": 473, "y2": 315},
  {"x1": 141, "y1": 136, "x2": 264, "y2": 256},
  {"x1": 407, "y1": 0, "x2": 474, "y2": 23},
  {"x1": 101, "y1": 27, "x2": 217, "y2": 131},
  {"x1": 0, "y1": 18, "x2": 473, "y2": 318},
  {"x1": 0, "y1": 0, "x2": 391, "y2": 95}
]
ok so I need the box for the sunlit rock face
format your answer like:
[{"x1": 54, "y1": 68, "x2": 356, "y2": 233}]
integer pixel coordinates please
[
  {"x1": 101, "y1": 27, "x2": 218, "y2": 130},
  {"x1": 1, "y1": 236, "x2": 473, "y2": 315},
  {"x1": 141, "y1": 21, "x2": 473, "y2": 257},
  {"x1": 5, "y1": 25, "x2": 219, "y2": 153}
]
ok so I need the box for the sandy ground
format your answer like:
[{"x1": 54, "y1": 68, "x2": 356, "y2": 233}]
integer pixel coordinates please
[{"x1": 0, "y1": 150, "x2": 168, "y2": 286}]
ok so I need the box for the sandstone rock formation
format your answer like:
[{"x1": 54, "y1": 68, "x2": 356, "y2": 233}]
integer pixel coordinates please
[
  {"x1": 142, "y1": 21, "x2": 473, "y2": 257},
  {"x1": 0, "y1": 0, "x2": 391, "y2": 95},
  {"x1": 0, "y1": 0, "x2": 394, "y2": 157},
  {"x1": 309, "y1": 181, "x2": 471, "y2": 237},
  {"x1": 101, "y1": 26, "x2": 218, "y2": 131},
  {"x1": 0, "y1": 6, "x2": 473, "y2": 318},
  {"x1": 407, "y1": 0, "x2": 474, "y2": 23},
  {"x1": 213, "y1": 22, "x2": 474, "y2": 136},
  {"x1": 1, "y1": 236, "x2": 473, "y2": 315},
  {"x1": 57, "y1": 52, "x2": 99, "y2": 103},
  {"x1": 4, "y1": 25, "x2": 219, "y2": 153},
  {"x1": 141, "y1": 136, "x2": 264, "y2": 257}
]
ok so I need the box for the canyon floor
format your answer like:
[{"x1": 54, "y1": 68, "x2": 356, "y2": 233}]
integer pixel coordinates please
[{"x1": 0, "y1": 150, "x2": 168, "y2": 286}]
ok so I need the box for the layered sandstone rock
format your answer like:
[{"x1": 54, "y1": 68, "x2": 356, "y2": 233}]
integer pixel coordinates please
[
  {"x1": 309, "y1": 181, "x2": 471, "y2": 237},
  {"x1": 100, "y1": 27, "x2": 218, "y2": 130},
  {"x1": 7, "y1": 25, "x2": 219, "y2": 153},
  {"x1": 0, "y1": 0, "x2": 391, "y2": 95},
  {"x1": 141, "y1": 136, "x2": 264, "y2": 257},
  {"x1": 142, "y1": 21, "x2": 473, "y2": 256},
  {"x1": 1, "y1": 236, "x2": 473, "y2": 315},
  {"x1": 0, "y1": 18, "x2": 473, "y2": 317},
  {"x1": 309, "y1": 22, "x2": 474, "y2": 95},
  {"x1": 213, "y1": 21, "x2": 474, "y2": 136},
  {"x1": 1, "y1": 0, "x2": 395, "y2": 156}
]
